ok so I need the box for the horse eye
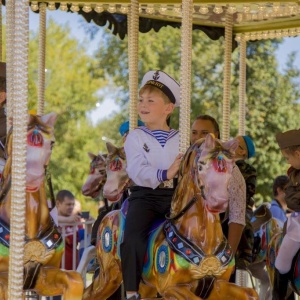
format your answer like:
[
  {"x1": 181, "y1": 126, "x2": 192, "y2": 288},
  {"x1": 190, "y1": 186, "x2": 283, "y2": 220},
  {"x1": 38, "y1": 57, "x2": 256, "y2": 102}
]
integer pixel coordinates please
[{"x1": 198, "y1": 165, "x2": 202, "y2": 171}]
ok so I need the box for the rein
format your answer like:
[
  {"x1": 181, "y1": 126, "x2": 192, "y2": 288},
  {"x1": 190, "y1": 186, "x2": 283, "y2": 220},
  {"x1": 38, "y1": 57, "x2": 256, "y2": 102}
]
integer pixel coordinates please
[
  {"x1": 0, "y1": 175, "x2": 11, "y2": 203},
  {"x1": 166, "y1": 196, "x2": 197, "y2": 221},
  {"x1": 45, "y1": 167, "x2": 55, "y2": 209}
]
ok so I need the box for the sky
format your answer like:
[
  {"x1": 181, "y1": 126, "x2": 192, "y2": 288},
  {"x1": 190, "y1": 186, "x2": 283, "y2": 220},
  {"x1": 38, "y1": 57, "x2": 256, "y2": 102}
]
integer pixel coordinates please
[{"x1": 28, "y1": 9, "x2": 300, "y2": 123}]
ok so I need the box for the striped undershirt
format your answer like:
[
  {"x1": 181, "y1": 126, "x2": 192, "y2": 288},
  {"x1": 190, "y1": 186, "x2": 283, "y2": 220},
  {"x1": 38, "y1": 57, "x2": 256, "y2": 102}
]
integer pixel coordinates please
[
  {"x1": 152, "y1": 129, "x2": 169, "y2": 182},
  {"x1": 151, "y1": 129, "x2": 169, "y2": 147}
]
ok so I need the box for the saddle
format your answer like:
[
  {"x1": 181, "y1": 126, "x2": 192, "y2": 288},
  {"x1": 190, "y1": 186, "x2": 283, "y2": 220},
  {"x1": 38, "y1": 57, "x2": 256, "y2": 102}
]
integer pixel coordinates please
[{"x1": 251, "y1": 203, "x2": 272, "y2": 233}]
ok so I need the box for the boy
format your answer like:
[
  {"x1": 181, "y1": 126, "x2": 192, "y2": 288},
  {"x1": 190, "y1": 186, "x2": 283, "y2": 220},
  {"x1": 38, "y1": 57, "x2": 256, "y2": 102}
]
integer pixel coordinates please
[
  {"x1": 120, "y1": 70, "x2": 182, "y2": 300},
  {"x1": 273, "y1": 129, "x2": 300, "y2": 300}
]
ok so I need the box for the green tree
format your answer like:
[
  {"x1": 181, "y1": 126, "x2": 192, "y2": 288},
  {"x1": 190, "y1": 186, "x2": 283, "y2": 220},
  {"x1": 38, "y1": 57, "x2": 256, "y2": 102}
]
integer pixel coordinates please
[
  {"x1": 28, "y1": 20, "x2": 107, "y2": 211},
  {"x1": 93, "y1": 27, "x2": 300, "y2": 204}
]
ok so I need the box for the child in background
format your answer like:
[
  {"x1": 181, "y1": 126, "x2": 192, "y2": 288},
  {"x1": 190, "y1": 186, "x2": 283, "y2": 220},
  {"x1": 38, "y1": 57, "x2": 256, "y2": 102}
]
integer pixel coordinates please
[
  {"x1": 120, "y1": 70, "x2": 182, "y2": 300},
  {"x1": 273, "y1": 129, "x2": 300, "y2": 300}
]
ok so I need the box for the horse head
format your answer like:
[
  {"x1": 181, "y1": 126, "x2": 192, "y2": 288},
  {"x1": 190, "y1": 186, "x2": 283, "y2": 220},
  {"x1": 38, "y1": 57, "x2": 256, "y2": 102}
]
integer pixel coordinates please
[
  {"x1": 25, "y1": 113, "x2": 57, "y2": 192},
  {"x1": 171, "y1": 134, "x2": 238, "y2": 220},
  {"x1": 194, "y1": 134, "x2": 238, "y2": 213},
  {"x1": 102, "y1": 142, "x2": 130, "y2": 202},
  {"x1": 1, "y1": 113, "x2": 57, "y2": 194},
  {"x1": 82, "y1": 152, "x2": 107, "y2": 198}
]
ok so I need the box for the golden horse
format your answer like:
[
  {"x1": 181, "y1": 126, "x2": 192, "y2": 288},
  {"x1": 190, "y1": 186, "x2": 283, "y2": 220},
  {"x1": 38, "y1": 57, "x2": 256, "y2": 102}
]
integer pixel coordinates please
[
  {"x1": 83, "y1": 134, "x2": 258, "y2": 300},
  {"x1": 0, "y1": 113, "x2": 83, "y2": 299}
]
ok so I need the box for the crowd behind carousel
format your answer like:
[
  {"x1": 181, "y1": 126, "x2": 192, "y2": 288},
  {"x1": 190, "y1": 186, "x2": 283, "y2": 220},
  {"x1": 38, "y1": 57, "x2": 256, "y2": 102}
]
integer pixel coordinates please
[{"x1": 0, "y1": 66, "x2": 300, "y2": 300}]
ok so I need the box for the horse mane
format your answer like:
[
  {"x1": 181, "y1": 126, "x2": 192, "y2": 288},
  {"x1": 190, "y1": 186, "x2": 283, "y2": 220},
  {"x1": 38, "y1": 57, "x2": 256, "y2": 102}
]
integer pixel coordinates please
[{"x1": 170, "y1": 141, "x2": 202, "y2": 218}]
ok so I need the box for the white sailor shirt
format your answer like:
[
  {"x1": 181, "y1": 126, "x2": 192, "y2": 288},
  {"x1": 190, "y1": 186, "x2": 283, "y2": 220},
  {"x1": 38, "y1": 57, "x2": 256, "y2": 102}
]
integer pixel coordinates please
[{"x1": 124, "y1": 126, "x2": 179, "y2": 189}]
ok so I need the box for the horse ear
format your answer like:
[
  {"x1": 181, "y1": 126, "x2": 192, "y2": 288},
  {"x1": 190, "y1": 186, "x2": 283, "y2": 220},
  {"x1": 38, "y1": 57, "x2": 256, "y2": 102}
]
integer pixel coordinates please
[
  {"x1": 88, "y1": 152, "x2": 97, "y2": 160},
  {"x1": 41, "y1": 112, "x2": 57, "y2": 128},
  {"x1": 106, "y1": 142, "x2": 117, "y2": 155},
  {"x1": 203, "y1": 133, "x2": 215, "y2": 149},
  {"x1": 224, "y1": 138, "x2": 239, "y2": 153}
]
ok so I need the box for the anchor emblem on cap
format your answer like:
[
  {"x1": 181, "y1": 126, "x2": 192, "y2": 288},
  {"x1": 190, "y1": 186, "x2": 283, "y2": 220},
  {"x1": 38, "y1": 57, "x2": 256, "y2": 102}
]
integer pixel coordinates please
[{"x1": 153, "y1": 71, "x2": 160, "y2": 81}]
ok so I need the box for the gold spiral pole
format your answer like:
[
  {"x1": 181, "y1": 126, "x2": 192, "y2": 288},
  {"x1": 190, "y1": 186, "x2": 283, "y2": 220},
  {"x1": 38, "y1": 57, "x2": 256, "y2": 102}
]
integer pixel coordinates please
[
  {"x1": 128, "y1": 0, "x2": 139, "y2": 131},
  {"x1": 7, "y1": 0, "x2": 29, "y2": 298},
  {"x1": 6, "y1": 0, "x2": 15, "y2": 133},
  {"x1": 221, "y1": 12, "x2": 233, "y2": 141},
  {"x1": 37, "y1": 3, "x2": 47, "y2": 116},
  {"x1": 179, "y1": 0, "x2": 193, "y2": 154},
  {"x1": 238, "y1": 34, "x2": 246, "y2": 136}
]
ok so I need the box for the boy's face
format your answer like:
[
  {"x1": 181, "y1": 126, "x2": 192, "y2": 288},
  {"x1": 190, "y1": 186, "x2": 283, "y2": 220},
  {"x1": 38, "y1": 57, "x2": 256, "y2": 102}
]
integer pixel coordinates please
[
  {"x1": 138, "y1": 90, "x2": 174, "y2": 128},
  {"x1": 282, "y1": 149, "x2": 300, "y2": 169}
]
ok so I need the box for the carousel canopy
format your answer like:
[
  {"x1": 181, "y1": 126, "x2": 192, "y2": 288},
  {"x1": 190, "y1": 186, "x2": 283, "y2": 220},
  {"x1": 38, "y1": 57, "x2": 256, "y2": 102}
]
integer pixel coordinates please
[{"x1": 29, "y1": 1, "x2": 300, "y2": 41}]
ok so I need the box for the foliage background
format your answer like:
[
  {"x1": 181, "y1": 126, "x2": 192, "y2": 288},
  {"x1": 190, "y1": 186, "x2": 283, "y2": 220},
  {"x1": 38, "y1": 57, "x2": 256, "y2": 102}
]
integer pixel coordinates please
[{"x1": 5, "y1": 17, "x2": 299, "y2": 215}]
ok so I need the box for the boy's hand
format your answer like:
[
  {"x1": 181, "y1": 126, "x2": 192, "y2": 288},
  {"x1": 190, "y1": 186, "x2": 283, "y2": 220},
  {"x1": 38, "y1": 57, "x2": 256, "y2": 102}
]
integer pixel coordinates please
[{"x1": 167, "y1": 154, "x2": 183, "y2": 180}]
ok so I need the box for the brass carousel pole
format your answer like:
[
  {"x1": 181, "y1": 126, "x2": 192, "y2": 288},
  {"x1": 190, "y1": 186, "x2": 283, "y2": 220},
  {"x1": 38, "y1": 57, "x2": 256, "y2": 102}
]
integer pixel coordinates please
[
  {"x1": 37, "y1": 2, "x2": 47, "y2": 116},
  {"x1": 128, "y1": 0, "x2": 139, "y2": 132},
  {"x1": 7, "y1": 0, "x2": 29, "y2": 298},
  {"x1": 221, "y1": 11, "x2": 233, "y2": 141},
  {"x1": 179, "y1": 0, "x2": 193, "y2": 153}
]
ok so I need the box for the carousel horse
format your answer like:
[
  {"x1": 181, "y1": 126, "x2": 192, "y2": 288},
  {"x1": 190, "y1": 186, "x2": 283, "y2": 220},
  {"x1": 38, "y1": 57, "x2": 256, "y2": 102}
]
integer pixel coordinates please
[
  {"x1": 81, "y1": 152, "x2": 107, "y2": 199},
  {"x1": 247, "y1": 204, "x2": 283, "y2": 299},
  {"x1": 266, "y1": 217, "x2": 300, "y2": 296},
  {"x1": 102, "y1": 141, "x2": 131, "y2": 203},
  {"x1": 0, "y1": 113, "x2": 83, "y2": 299},
  {"x1": 78, "y1": 152, "x2": 108, "y2": 277},
  {"x1": 83, "y1": 134, "x2": 259, "y2": 300}
]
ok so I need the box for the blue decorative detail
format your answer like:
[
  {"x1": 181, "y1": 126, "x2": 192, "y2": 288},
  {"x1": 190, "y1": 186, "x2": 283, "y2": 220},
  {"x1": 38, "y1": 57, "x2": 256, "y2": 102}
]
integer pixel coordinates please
[
  {"x1": 33, "y1": 129, "x2": 39, "y2": 135},
  {"x1": 269, "y1": 247, "x2": 276, "y2": 268},
  {"x1": 102, "y1": 227, "x2": 112, "y2": 253},
  {"x1": 218, "y1": 155, "x2": 222, "y2": 160},
  {"x1": 156, "y1": 245, "x2": 168, "y2": 274}
]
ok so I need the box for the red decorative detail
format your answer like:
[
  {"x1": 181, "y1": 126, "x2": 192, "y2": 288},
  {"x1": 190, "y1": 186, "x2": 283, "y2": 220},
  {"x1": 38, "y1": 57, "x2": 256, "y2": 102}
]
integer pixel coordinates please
[
  {"x1": 213, "y1": 157, "x2": 227, "y2": 173},
  {"x1": 54, "y1": 233, "x2": 59, "y2": 239},
  {"x1": 186, "y1": 249, "x2": 191, "y2": 255},
  {"x1": 5, "y1": 234, "x2": 10, "y2": 240},
  {"x1": 172, "y1": 237, "x2": 177, "y2": 242},
  {"x1": 109, "y1": 158, "x2": 122, "y2": 171},
  {"x1": 27, "y1": 129, "x2": 44, "y2": 147}
]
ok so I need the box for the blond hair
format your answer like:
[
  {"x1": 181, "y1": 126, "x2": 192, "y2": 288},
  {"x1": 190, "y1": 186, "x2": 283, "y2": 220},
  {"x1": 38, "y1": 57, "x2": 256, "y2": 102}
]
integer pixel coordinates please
[{"x1": 139, "y1": 85, "x2": 171, "y2": 104}]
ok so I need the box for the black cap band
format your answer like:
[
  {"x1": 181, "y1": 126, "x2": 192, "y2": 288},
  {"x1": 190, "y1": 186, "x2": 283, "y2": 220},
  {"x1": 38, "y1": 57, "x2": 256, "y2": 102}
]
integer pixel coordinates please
[{"x1": 145, "y1": 80, "x2": 176, "y2": 104}]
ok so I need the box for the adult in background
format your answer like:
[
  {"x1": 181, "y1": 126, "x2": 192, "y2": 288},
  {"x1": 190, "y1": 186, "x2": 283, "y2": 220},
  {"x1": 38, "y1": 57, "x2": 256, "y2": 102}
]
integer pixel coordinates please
[
  {"x1": 270, "y1": 175, "x2": 289, "y2": 226},
  {"x1": 56, "y1": 189, "x2": 82, "y2": 270}
]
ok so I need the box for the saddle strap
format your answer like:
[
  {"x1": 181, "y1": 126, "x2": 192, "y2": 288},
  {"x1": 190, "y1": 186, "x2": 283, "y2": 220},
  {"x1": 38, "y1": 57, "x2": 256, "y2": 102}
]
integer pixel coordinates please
[
  {"x1": 164, "y1": 221, "x2": 233, "y2": 267},
  {"x1": 0, "y1": 218, "x2": 10, "y2": 247}
]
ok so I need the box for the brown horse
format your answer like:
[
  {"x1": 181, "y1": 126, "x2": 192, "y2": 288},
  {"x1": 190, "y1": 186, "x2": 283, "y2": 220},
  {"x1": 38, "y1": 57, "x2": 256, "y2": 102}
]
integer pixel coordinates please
[
  {"x1": 102, "y1": 142, "x2": 131, "y2": 203},
  {"x1": 82, "y1": 152, "x2": 107, "y2": 199},
  {"x1": 83, "y1": 134, "x2": 258, "y2": 300},
  {"x1": 0, "y1": 113, "x2": 83, "y2": 299}
]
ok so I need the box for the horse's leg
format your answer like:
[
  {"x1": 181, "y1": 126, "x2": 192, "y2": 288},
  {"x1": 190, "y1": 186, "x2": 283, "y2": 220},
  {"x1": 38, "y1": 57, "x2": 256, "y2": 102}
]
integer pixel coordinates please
[
  {"x1": 34, "y1": 267, "x2": 84, "y2": 300},
  {"x1": 139, "y1": 283, "x2": 158, "y2": 298},
  {"x1": 76, "y1": 245, "x2": 96, "y2": 276},
  {"x1": 0, "y1": 275, "x2": 8, "y2": 300},
  {"x1": 83, "y1": 258, "x2": 122, "y2": 300},
  {"x1": 162, "y1": 284, "x2": 201, "y2": 300},
  {"x1": 207, "y1": 279, "x2": 258, "y2": 300}
]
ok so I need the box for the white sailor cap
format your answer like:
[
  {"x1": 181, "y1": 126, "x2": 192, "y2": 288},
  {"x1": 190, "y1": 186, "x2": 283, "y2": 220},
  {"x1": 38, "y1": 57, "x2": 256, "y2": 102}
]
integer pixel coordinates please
[{"x1": 141, "y1": 70, "x2": 180, "y2": 107}]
